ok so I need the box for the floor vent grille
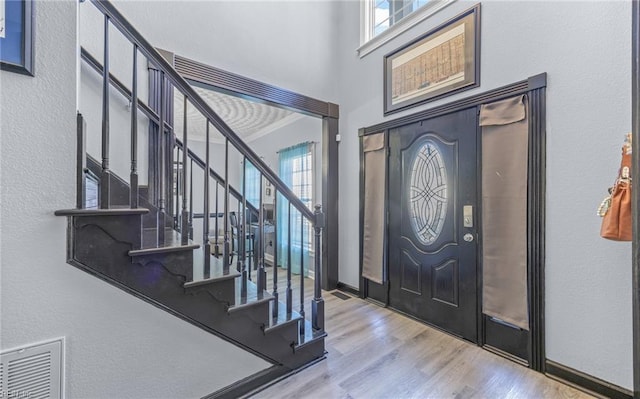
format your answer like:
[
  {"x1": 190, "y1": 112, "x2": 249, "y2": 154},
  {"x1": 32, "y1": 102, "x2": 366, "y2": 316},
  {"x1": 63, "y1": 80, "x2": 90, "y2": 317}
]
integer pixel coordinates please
[{"x1": 1, "y1": 339, "x2": 63, "y2": 399}]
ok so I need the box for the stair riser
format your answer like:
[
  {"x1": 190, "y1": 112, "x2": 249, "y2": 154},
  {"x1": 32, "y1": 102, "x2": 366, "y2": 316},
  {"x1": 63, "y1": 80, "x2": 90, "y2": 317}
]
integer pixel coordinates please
[
  {"x1": 134, "y1": 252, "x2": 194, "y2": 282},
  {"x1": 72, "y1": 214, "x2": 142, "y2": 251},
  {"x1": 266, "y1": 322, "x2": 300, "y2": 347},
  {"x1": 185, "y1": 278, "x2": 236, "y2": 306}
]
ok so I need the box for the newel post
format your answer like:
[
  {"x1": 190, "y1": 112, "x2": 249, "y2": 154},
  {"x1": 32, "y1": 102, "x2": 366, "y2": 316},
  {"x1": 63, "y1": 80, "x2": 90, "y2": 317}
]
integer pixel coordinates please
[{"x1": 312, "y1": 204, "x2": 325, "y2": 332}]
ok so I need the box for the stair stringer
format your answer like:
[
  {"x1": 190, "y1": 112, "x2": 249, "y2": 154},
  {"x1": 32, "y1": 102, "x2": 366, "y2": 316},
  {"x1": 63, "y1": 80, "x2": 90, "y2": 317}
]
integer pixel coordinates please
[{"x1": 64, "y1": 212, "x2": 325, "y2": 371}]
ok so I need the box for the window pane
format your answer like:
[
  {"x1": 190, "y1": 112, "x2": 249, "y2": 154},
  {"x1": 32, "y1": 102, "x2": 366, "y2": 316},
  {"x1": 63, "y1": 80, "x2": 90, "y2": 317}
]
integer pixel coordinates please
[{"x1": 371, "y1": 0, "x2": 431, "y2": 38}]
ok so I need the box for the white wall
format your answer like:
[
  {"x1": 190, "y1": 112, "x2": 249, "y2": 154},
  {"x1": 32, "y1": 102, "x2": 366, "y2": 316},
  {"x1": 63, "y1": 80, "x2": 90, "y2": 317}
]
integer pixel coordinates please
[
  {"x1": 110, "y1": 0, "x2": 339, "y2": 103},
  {"x1": 336, "y1": 0, "x2": 633, "y2": 390},
  {"x1": 0, "y1": 2, "x2": 270, "y2": 398}
]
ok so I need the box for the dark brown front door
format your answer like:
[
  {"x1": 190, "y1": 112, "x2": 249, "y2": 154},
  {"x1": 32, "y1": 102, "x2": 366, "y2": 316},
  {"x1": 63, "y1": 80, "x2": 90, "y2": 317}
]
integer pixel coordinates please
[{"x1": 388, "y1": 108, "x2": 478, "y2": 342}]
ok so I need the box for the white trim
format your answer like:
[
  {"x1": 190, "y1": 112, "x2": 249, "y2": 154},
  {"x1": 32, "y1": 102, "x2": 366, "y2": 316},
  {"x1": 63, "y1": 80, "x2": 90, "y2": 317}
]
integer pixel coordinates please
[{"x1": 357, "y1": 0, "x2": 457, "y2": 59}]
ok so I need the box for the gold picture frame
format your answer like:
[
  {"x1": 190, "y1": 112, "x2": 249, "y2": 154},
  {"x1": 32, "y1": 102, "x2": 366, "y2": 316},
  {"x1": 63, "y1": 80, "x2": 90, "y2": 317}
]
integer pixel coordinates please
[{"x1": 384, "y1": 4, "x2": 480, "y2": 115}]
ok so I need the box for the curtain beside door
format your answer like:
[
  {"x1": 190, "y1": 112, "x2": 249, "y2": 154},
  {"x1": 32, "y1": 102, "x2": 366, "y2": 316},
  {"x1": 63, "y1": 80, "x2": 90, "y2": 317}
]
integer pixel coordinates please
[
  {"x1": 481, "y1": 94, "x2": 529, "y2": 330},
  {"x1": 361, "y1": 132, "x2": 386, "y2": 284}
]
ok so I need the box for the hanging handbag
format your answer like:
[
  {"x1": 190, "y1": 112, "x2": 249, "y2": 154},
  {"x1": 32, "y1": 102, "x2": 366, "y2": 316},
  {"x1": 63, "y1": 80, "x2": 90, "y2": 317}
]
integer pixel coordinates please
[{"x1": 599, "y1": 145, "x2": 632, "y2": 241}]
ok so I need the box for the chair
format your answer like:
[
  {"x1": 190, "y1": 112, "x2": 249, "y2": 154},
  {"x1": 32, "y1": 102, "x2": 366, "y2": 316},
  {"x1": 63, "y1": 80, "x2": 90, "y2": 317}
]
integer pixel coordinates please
[{"x1": 229, "y1": 211, "x2": 255, "y2": 269}]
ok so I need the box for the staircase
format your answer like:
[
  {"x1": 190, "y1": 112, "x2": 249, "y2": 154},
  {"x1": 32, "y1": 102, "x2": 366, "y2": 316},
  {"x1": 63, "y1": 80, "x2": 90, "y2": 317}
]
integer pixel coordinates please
[{"x1": 55, "y1": 0, "x2": 327, "y2": 395}]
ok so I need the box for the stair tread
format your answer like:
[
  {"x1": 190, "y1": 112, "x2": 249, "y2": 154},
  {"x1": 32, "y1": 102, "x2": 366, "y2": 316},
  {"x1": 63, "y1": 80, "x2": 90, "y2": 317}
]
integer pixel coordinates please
[
  {"x1": 296, "y1": 319, "x2": 327, "y2": 348},
  {"x1": 129, "y1": 228, "x2": 199, "y2": 256},
  {"x1": 187, "y1": 248, "x2": 240, "y2": 286},
  {"x1": 55, "y1": 207, "x2": 149, "y2": 217},
  {"x1": 264, "y1": 301, "x2": 303, "y2": 333},
  {"x1": 228, "y1": 278, "x2": 273, "y2": 313}
]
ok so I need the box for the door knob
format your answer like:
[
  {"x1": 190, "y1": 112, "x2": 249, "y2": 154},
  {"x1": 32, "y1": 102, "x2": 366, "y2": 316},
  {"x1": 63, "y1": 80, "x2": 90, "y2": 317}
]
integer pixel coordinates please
[{"x1": 463, "y1": 233, "x2": 474, "y2": 242}]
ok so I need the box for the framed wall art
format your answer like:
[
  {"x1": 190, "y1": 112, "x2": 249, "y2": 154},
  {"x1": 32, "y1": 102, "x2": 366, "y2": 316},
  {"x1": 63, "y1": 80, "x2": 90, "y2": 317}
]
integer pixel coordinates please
[
  {"x1": 384, "y1": 4, "x2": 480, "y2": 115},
  {"x1": 0, "y1": 0, "x2": 34, "y2": 76}
]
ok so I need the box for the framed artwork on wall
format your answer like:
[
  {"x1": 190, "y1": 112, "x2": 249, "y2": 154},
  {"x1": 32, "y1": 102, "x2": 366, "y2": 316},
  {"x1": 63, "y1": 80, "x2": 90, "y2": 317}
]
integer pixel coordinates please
[
  {"x1": 383, "y1": 4, "x2": 480, "y2": 115},
  {"x1": 0, "y1": 0, "x2": 34, "y2": 76}
]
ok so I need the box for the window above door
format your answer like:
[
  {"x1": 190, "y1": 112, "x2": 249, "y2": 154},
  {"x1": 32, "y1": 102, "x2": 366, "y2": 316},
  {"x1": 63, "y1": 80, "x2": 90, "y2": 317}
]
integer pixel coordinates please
[{"x1": 358, "y1": 0, "x2": 456, "y2": 58}]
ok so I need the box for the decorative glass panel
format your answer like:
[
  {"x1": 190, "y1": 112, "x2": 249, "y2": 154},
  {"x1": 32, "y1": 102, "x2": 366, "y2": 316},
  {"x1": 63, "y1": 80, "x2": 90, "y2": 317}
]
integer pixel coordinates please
[{"x1": 408, "y1": 140, "x2": 448, "y2": 245}]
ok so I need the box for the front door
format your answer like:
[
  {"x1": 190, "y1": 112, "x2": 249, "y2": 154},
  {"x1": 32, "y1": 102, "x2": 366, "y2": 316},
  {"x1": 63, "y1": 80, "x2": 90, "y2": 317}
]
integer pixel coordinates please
[{"x1": 388, "y1": 108, "x2": 478, "y2": 342}]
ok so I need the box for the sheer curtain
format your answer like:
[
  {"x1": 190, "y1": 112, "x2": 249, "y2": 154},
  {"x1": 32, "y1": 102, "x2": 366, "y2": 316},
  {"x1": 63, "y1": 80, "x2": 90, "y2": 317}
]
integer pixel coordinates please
[
  {"x1": 277, "y1": 142, "x2": 312, "y2": 276},
  {"x1": 243, "y1": 160, "x2": 260, "y2": 209}
]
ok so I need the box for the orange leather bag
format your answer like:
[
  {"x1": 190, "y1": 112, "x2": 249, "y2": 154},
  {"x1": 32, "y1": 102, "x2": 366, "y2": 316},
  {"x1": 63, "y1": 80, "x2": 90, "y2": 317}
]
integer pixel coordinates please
[{"x1": 600, "y1": 148, "x2": 632, "y2": 241}]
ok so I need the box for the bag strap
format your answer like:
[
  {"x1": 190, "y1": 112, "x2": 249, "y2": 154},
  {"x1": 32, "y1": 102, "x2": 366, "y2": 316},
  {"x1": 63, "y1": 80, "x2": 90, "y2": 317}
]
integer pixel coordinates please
[{"x1": 619, "y1": 148, "x2": 632, "y2": 182}]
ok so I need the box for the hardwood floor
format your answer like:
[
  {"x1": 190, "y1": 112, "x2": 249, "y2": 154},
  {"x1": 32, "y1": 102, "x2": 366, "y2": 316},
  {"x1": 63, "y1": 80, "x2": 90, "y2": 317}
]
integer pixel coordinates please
[{"x1": 252, "y1": 288, "x2": 596, "y2": 399}]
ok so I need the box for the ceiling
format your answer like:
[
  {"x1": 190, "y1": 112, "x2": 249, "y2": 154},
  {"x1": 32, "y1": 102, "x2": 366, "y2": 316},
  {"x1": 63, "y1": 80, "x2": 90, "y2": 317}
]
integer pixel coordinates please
[{"x1": 173, "y1": 85, "x2": 303, "y2": 143}]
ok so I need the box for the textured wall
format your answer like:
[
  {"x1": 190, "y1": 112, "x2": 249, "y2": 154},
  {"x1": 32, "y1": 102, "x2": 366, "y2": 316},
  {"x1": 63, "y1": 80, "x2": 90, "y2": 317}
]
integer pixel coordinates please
[
  {"x1": 108, "y1": 0, "x2": 339, "y2": 103},
  {"x1": 0, "y1": 2, "x2": 269, "y2": 398},
  {"x1": 335, "y1": 0, "x2": 633, "y2": 390}
]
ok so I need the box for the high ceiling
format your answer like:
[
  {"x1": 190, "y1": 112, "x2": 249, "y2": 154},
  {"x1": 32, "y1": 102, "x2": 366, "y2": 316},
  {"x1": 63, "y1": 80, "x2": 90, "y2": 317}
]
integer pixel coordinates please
[{"x1": 173, "y1": 85, "x2": 302, "y2": 143}]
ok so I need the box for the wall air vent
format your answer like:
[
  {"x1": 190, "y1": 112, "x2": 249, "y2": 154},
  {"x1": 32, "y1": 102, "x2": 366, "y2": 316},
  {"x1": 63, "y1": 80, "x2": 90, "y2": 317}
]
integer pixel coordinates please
[{"x1": 0, "y1": 338, "x2": 64, "y2": 399}]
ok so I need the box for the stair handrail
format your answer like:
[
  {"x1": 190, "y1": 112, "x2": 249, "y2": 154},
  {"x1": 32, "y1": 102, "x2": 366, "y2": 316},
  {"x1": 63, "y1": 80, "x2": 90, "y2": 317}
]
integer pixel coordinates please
[
  {"x1": 81, "y1": 46, "x2": 258, "y2": 216},
  {"x1": 90, "y1": 0, "x2": 314, "y2": 222}
]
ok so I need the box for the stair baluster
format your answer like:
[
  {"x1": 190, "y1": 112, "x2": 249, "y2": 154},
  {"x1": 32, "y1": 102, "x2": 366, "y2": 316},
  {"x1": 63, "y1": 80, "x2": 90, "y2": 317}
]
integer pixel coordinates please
[
  {"x1": 165, "y1": 122, "x2": 173, "y2": 227},
  {"x1": 189, "y1": 158, "x2": 194, "y2": 239},
  {"x1": 181, "y1": 96, "x2": 189, "y2": 245},
  {"x1": 272, "y1": 192, "x2": 279, "y2": 318},
  {"x1": 224, "y1": 138, "x2": 230, "y2": 272},
  {"x1": 100, "y1": 15, "x2": 111, "y2": 209},
  {"x1": 257, "y1": 176, "x2": 266, "y2": 291},
  {"x1": 239, "y1": 196, "x2": 247, "y2": 297},
  {"x1": 174, "y1": 146, "x2": 180, "y2": 230},
  {"x1": 214, "y1": 180, "x2": 220, "y2": 259},
  {"x1": 157, "y1": 72, "x2": 166, "y2": 246},
  {"x1": 203, "y1": 121, "x2": 211, "y2": 277},
  {"x1": 129, "y1": 44, "x2": 139, "y2": 209},
  {"x1": 76, "y1": 113, "x2": 87, "y2": 209},
  {"x1": 313, "y1": 204, "x2": 325, "y2": 332},
  {"x1": 299, "y1": 211, "x2": 305, "y2": 335},
  {"x1": 286, "y1": 201, "x2": 292, "y2": 315}
]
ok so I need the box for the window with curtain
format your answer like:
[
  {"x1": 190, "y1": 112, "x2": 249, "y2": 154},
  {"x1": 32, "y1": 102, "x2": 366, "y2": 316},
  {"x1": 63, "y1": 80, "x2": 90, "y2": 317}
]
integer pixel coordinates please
[
  {"x1": 277, "y1": 142, "x2": 314, "y2": 276},
  {"x1": 243, "y1": 159, "x2": 261, "y2": 208}
]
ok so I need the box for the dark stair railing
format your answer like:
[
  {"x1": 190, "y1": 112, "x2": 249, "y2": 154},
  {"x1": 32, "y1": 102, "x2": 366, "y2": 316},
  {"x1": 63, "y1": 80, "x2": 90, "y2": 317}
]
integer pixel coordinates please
[{"x1": 79, "y1": 0, "x2": 325, "y2": 334}]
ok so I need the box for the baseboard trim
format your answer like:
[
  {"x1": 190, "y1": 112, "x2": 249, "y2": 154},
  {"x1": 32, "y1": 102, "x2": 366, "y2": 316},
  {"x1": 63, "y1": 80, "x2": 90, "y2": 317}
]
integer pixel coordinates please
[
  {"x1": 205, "y1": 353, "x2": 326, "y2": 399},
  {"x1": 202, "y1": 365, "x2": 289, "y2": 399},
  {"x1": 336, "y1": 282, "x2": 359, "y2": 297},
  {"x1": 545, "y1": 360, "x2": 633, "y2": 399}
]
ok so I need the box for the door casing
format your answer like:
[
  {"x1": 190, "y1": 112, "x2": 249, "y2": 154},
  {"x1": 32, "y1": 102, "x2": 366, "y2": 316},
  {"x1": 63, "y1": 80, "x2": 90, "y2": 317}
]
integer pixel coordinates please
[{"x1": 359, "y1": 74, "x2": 547, "y2": 372}]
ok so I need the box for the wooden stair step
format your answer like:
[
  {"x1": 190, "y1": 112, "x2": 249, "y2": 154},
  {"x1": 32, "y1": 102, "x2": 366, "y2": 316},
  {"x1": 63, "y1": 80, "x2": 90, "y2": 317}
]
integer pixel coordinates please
[
  {"x1": 228, "y1": 278, "x2": 273, "y2": 314},
  {"x1": 129, "y1": 228, "x2": 199, "y2": 256},
  {"x1": 263, "y1": 301, "x2": 303, "y2": 334},
  {"x1": 185, "y1": 248, "x2": 240, "y2": 288},
  {"x1": 55, "y1": 207, "x2": 149, "y2": 217},
  {"x1": 295, "y1": 319, "x2": 327, "y2": 349}
]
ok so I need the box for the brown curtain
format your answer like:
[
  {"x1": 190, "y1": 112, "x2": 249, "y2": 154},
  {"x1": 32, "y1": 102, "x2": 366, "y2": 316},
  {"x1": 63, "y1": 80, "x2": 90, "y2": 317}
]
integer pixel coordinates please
[
  {"x1": 480, "y1": 95, "x2": 529, "y2": 330},
  {"x1": 362, "y1": 132, "x2": 386, "y2": 284}
]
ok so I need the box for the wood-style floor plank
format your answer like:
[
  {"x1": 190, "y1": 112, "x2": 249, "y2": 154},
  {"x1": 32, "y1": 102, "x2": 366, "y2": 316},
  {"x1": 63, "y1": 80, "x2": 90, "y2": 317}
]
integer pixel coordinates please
[{"x1": 253, "y1": 289, "x2": 596, "y2": 399}]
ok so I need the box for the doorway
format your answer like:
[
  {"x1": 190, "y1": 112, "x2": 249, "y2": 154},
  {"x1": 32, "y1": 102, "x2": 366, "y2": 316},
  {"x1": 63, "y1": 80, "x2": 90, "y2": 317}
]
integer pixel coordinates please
[
  {"x1": 359, "y1": 74, "x2": 547, "y2": 371},
  {"x1": 387, "y1": 108, "x2": 478, "y2": 342}
]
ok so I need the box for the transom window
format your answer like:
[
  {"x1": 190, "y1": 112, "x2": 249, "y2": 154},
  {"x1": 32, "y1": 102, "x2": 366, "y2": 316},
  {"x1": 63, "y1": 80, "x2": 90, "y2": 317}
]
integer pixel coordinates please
[
  {"x1": 373, "y1": 0, "x2": 430, "y2": 37},
  {"x1": 359, "y1": 0, "x2": 456, "y2": 58}
]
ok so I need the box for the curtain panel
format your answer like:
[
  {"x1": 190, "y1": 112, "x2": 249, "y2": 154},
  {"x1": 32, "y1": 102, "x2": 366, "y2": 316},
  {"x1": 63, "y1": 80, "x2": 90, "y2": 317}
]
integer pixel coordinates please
[
  {"x1": 480, "y1": 94, "x2": 530, "y2": 330},
  {"x1": 361, "y1": 132, "x2": 386, "y2": 284},
  {"x1": 277, "y1": 142, "x2": 312, "y2": 276}
]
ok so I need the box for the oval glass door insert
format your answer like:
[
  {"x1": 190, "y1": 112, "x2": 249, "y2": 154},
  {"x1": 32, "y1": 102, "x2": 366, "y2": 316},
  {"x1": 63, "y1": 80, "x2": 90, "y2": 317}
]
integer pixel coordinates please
[{"x1": 408, "y1": 140, "x2": 448, "y2": 246}]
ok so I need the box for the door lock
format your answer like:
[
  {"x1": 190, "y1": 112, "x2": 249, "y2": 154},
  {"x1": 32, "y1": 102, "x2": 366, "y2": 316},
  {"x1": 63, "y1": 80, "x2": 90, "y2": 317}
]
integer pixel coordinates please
[
  {"x1": 463, "y1": 233, "x2": 474, "y2": 242},
  {"x1": 463, "y1": 205, "x2": 473, "y2": 228}
]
